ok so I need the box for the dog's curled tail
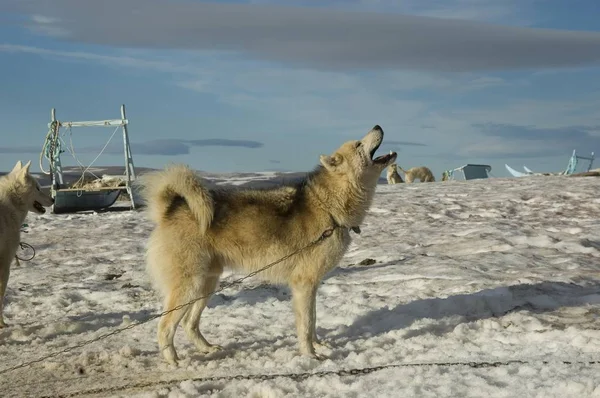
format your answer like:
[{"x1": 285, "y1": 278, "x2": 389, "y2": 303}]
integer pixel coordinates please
[{"x1": 138, "y1": 164, "x2": 214, "y2": 233}]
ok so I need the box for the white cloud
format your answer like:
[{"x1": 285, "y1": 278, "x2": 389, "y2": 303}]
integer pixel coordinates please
[
  {"x1": 0, "y1": 44, "x2": 191, "y2": 73},
  {"x1": 450, "y1": 98, "x2": 600, "y2": 128},
  {"x1": 0, "y1": 43, "x2": 512, "y2": 133},
  {"x1": 248, "y1": 0, "x2": 533, "y2": 24},
  {"x1": 2, "y1": 42, "x2": 599, "y2": 164},
  {"x1": 457, "y1": 123, "x2": 600, "y2": 158},
  {"x1": 30, "y1": 14, "x2": 60, "y2": 24},
  {"x1": 27, "y1": 14, "x2": 68, "y2": 37}
]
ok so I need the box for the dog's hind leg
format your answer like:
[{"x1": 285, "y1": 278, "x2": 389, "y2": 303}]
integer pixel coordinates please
[
  {"x1": 157, "y1": 287, "x2": 190, "y2": 365},
  {"x1": 182, "y1": 272, "x2": 223, "y2": 354},
  {"x1": 291, "y1": 281, "x2": 324, "y2": 359}
]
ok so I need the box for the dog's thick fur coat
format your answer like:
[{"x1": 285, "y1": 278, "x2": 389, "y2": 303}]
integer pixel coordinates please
[
  {"x1": 0, "y1": 161, "x2": 53, "y2": 327},
  {"x1": 141, "y1": 126, "x2": 396, "y2": 364},
  {"x1": 386, "y1": 164, "x2": 404, "y2": 184},
  {"x1": 399, "y1": 166, "x2": 436, "y2": 183}
]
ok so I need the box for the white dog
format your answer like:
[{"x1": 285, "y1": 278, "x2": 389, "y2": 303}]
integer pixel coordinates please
[
  {"x1": 140, "y1": 125, "x2": 397, "y2": 364},
  {"x1": 0, "y1": 161, "x2": 54, "y2": 327},
  {"x1": 386, "y1": 164, "x2": 404, "y2": 184}
]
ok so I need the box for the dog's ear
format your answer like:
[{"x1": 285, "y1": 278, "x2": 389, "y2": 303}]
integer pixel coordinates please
[
  {"x1": 21, "y1": 160, "x2": 32, "y2": 176},
  {"x1": 320, "y1": 154, "x2": 342, "y2": 171},
  {"x1": 16, "y1": 160, "x2": 32, "y2": 180},
  {"x1": 10, "y1": 160, "x2": 23, "y2": 174}
]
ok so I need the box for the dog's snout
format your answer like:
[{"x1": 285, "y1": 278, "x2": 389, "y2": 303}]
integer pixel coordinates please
[{"x1": 372, "y1": 125, "x2": 382, "y2": 132}]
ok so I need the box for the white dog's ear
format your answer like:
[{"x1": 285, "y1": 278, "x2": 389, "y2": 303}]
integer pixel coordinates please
[
  {"x1": 16, "y1": 160, "x2": 32, "y2": 181},
  {"x1": 21, "y1": 160, "x2": 32, "y2": 176},
  {"x1": 320, "y1": 154, "x2": 342, "y2": 171},
  {"x1": 10, "y1": 160, "x2": 23, "y2": 174}
]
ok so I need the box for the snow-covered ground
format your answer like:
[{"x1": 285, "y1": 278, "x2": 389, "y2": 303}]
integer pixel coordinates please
[{"x1": 1, "y1": 175, "x2": 600, "y2": 397}]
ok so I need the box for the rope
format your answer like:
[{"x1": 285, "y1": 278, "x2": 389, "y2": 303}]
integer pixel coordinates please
[
  {"x1": 62, "y1": 124, "x2": 121, "y2": 189},
  {"x1": 39, "y1": 121, "x2": 61, "y2": 175},
  {"x1": 0, "y1": 226, "x2": 339, "y2": 376},
  {"x1": 39, "y1": 119, "x2": 122, "y2": 188},
  {"x1": 15, "y1": 224, "x2": 35, "y2": 263},
  {"x1": 16, "y1": 242, "x2": 36, "y2": 262}
]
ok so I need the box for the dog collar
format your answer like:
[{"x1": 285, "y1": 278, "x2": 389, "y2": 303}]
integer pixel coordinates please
[{"x1": 328, "y1": 214, "x2": 361, "y2": 234}]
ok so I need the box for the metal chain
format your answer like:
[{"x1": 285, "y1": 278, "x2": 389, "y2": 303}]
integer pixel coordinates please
[
  {"x1": 36, "y1": 358, "x2": 600, "y2": 398},
  {"x1": 0, "y1": 226, "x2": 339, "y2": 376}
]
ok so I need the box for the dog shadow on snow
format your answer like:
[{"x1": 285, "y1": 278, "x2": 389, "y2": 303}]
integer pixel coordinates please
[
  {"x1": 180, "y1": 276, "x2": 600, "y2": 362},
  {"x1": 192, "y1": 259, "x2": 600, "y2": 359},
  {"x1": 332, "y1": 276, "x2": 600, "y2": 345},
  {"x1": 207, "y1": 258, "x2": 600, "y2": 342}
]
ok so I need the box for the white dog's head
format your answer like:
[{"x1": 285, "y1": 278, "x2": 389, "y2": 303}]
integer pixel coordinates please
[
  {"x1": 319, "y1": 125, "x2": 397, "y2": 183},
  {"x1": 315, "y1": 125, "x2": 397, "y2": 227},
  {"x1": 8, "y1": 160, "x2": 54, "y2": 214}
]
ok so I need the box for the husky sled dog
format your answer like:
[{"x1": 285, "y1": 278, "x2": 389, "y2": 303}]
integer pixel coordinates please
[
  {"x1": 399, "y1": 165, "x2": 435, "y2": 183},
  {"x1": 141, "y1": 125, "x2": 397, "y2": 364},
  {"x1": 386, "y1": 163, "x2": 404, "y2": 184},
  {"x1": 0, "y1": 161, "x2": 54, "y2": 327}
]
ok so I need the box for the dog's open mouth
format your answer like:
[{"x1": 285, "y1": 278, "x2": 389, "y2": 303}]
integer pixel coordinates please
[
  {"x1": 369, "y1": 145, "x2": 379, "y2": 160},
  {"x1": 373, "y1": 151, "x2": 397, "y2": 165},
  {"x1": 33, "y1": 201, "x2": 46, "y2": 213},
  {"x1": 364, "y1": 126, "x2": 395, "y2": 165}
]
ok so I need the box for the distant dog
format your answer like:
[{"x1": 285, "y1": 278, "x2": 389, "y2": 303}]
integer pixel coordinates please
[
  {"x1": 399, "y1": 166, "x2": 435, "y2": 183},
  {"x1": 0, "y1": 161, "x2": 54, "y2": 327},
  {"x1": 386, "y1": 163, "x2": 404, "y2": 184},
  {"x1": 141, "y1": 125, "x2": 397, "y2": 364}
]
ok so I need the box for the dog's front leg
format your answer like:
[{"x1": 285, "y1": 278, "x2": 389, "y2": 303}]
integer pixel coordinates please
[
  {"x1": 291, "y1": 282, "x2": 325, "y2": 359},
  {"x1": 0, "y1": 260, "x2": 10, "y2": 327},
  {"x1": 311, "y1": 292, "x2": 331, "y2": 351}
]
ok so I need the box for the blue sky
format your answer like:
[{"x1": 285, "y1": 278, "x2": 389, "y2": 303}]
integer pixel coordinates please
[{"x1": 1, "y1": 0, "x2": 600, "y2": 178}]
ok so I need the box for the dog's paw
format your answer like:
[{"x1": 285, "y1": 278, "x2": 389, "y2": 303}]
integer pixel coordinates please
[
  {"x1": 313, "y1": 340, "x2": 332, "y2": 351},
  {"x1": 310, "y1": 352, "x2": 329, "y2": 361},
  {"x1": 200, "y1": 344, "x2": 223, "y2": 354},
  {"x1": 161, "y1": 346, "x2": 179, "y2": 365},
  {"x1": 300, "y1": 349, "x2": 328, "y2": 361}
]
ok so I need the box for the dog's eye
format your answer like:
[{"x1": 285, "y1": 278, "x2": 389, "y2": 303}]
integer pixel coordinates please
[{"x1": 355, "y1": 142, "x2": 361, "y2": 148}]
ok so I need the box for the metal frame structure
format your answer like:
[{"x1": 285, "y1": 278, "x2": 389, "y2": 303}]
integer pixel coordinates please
[{"x1": 44, "y1": 104, "x2": 138, "y2": 213}]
